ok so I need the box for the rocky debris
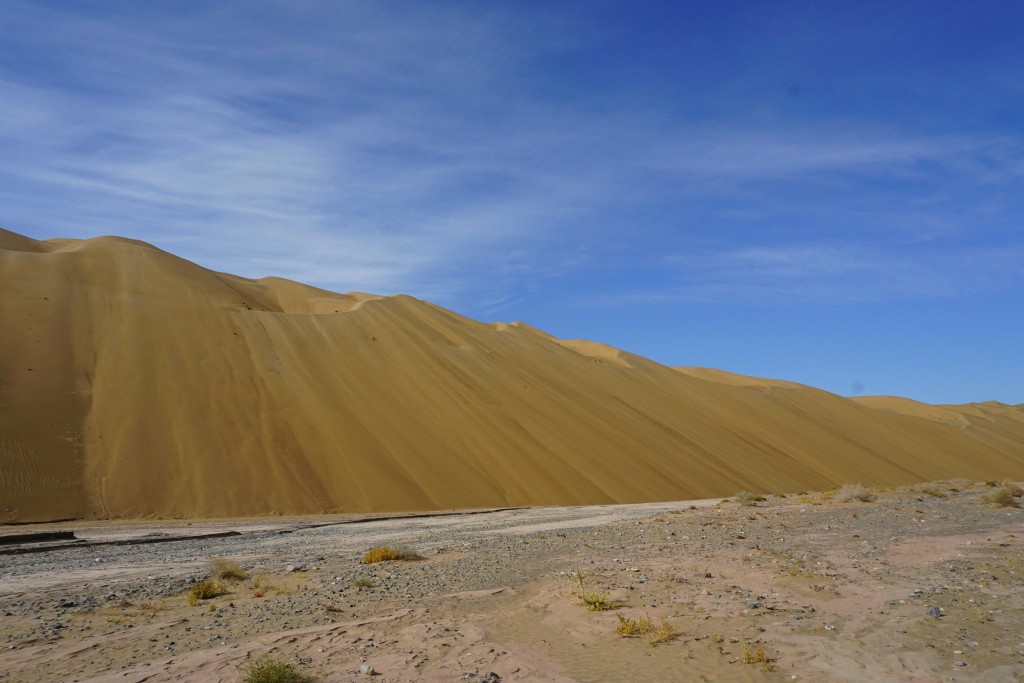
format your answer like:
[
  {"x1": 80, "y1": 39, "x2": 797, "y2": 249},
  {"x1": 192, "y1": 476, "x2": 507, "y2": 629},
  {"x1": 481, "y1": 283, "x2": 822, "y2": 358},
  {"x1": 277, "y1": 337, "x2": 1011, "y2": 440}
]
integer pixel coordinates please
[{"x1": 462, "y1": 673, "x2": 501, "y2": 682}]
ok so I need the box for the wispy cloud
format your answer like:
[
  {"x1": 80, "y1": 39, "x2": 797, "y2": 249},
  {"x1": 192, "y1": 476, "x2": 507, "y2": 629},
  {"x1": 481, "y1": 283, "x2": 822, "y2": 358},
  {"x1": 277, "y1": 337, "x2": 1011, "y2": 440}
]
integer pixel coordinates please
[
  {"x1": 623, "y1": 242, "x2": 1024, "y2": 304},
  {"x1": 1, "y1": 0, "x2": 1022, "y2": 316}
]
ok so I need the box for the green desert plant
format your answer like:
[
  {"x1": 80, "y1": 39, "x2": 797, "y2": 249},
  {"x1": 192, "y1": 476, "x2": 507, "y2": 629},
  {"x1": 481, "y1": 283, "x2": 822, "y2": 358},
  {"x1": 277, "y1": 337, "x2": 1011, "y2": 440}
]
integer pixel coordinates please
[
  {"x1": 352, "y1": 577, "x2": 374, "y2": 589},
  {"x1": 240, "y1": 654, "x2": 316, "y2": 683}
]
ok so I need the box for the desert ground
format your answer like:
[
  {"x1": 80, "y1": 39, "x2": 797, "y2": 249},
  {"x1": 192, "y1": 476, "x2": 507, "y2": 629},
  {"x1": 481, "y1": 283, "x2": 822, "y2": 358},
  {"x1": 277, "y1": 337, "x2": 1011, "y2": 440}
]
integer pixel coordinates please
[{"x1": 2, "y1": 481, "x2": 1023, "y2": 682}]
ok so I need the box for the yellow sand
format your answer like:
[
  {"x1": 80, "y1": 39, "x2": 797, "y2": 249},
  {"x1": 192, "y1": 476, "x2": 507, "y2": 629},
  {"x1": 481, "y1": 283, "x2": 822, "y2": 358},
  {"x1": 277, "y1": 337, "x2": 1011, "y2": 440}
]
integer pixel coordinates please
[{"x1": 2, "y1": 228, "x2": 1022, "y2": 522}]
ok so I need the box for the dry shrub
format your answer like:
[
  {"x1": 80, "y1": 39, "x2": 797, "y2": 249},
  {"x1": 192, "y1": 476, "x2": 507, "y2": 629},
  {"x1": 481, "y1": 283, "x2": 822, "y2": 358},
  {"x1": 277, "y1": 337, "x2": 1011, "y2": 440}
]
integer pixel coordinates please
[
  {"x1": 742, "y1": 641, "x2": 775, "y2": 671},
  {"x1": 616, "y1": 613, "x2": 653, "y2": 636},
  {"x1": 571, "y1": 569, "x2": 615, "y2": 611},
  {"x1": 834, "y1": 484, "x2": 875, "y2": 503},
  {"x1": 915, "y1": 482, "x2": 947, "y2": 497},
  {"x1": 982, "y1": 486, "x2": 1021, "y2": 508},
  {"x1": 647, "y1": 619, "x2": 677, "y2": 645},
  {"x1": 210, "y1": 557, "x2": 248, "y2": 581},
  {"x1": 615, "y1": 614, "x2": 675, "y2": 645},
  {"x1": 736, "y1": 491, "x2": 766, "y2": 507},
  {"x1": 248, "y1": 576, "x2": 289, "y2": 597},
  {"x1": 187, "y1": 579, "x2": 226, "y2": 606},
  {"x1": 362, "y1": 545, "x2": 421, "y2": 563},
  {"x1": 240, "y1": 654, "x2": 316, "y2": 683},
  {"x1": 1001, "y1": 481, "x2": 1024, "y2": 497}
]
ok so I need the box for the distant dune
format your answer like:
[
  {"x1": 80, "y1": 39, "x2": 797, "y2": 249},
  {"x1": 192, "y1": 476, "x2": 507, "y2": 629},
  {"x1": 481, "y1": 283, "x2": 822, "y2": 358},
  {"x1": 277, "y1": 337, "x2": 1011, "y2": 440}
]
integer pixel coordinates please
[{"x1": 2, "y1": 227, "x2": 1022, "y2": 522}]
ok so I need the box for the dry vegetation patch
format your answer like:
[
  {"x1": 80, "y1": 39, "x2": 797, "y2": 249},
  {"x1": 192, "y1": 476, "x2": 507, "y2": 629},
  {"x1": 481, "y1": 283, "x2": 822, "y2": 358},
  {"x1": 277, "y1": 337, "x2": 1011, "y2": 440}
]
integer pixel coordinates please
[
  {"x1": 742, "y1": 641, "x2": 775, "y2": 671},
  {"x1": 186, "y1": 579, "x2": 227, "y2": 606},
  {"x1": 361, "y1": 545, "x2": 422, "y2": 563},
  {"x1": 735, "y1": 491, "x2": 766, "y2": 507},
  {"x1": 835, "y1": 483, "x2": 876, "y2": 503},
  {"x1": 615, "y1": 614, "x2": 676, "y2": 645},
  {"x1": 210, "y1": 557, "x2": 248, "y2": 581},
  {"x1": 571, "y1": 569, "x2": 616, "y2": 611},
  {"x1": 982, "y1": 485, "x2": 1022, "y2": 508},
  {"x1": 240, "y1": 655, "x2": 316, "y2": 683}
]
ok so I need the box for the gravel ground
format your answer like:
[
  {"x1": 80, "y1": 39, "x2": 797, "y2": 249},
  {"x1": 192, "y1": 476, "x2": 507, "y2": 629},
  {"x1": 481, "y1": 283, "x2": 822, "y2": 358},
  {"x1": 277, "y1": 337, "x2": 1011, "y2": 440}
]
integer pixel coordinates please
[{"x1": 1, "y1": 483, "x2": 1022, "y2": 682}]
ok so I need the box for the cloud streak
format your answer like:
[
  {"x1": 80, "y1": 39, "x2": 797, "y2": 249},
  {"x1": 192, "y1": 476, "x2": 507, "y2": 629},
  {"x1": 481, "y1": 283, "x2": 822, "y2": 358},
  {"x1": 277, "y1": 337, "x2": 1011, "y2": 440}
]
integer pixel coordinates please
[{"x1": 1, "y1": 0, "x2": 1022, "y2": 317}]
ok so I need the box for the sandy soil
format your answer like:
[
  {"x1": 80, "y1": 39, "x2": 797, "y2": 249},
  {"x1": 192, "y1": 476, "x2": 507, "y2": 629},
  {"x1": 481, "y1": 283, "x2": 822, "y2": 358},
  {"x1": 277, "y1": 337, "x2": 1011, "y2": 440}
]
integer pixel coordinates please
[{"x1": 2, "y1": 482, "x2": 1023, "y2": 682}]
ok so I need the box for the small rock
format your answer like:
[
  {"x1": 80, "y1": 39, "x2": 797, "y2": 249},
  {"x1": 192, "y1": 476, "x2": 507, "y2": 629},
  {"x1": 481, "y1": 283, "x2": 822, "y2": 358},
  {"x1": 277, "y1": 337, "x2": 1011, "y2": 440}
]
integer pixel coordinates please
[
  {"x1": 954, "y1": 660, "x2": 967, "y2": 667},
  {"x1": 286, "y1": 563, "x2": 306, "y2": 572},
  {"x1": 359, "y1": 664, "x2": 375, "y2": 675},
  {"x1": 747, "y1": 602, "x2": 763, "y2": 610},
  {"x1": 925, "y1": 607, "x2": 942, "y2": 618}
]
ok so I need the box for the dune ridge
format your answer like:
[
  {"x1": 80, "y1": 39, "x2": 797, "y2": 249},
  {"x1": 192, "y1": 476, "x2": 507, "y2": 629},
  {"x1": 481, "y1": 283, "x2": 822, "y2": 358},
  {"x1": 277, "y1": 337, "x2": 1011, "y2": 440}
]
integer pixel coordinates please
[{"x1": 2, "y1": 227, "x2": 1022, "y2": 522}]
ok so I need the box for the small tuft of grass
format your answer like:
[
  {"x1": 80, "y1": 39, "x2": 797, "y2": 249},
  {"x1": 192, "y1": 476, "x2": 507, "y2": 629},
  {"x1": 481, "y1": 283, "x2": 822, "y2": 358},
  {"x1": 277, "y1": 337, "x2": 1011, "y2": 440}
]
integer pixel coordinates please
[
  {"x1": 1001, "y1": 481, "x2": 1024, "y2": 497},
  {"x1": 647, "y1": 619, "x2": 677, "y2": 646},
  {"x1": 735, "y1": 491, "x2": 766, "y2": 507},
  {"x1": 571, "y1": 569, "x2": 616, "y2": 611},
  {"x1": 352, "y1": 577, "x2": 374, "y2": 589},
  {"x1": 834, "y1": 483, "x2": 876, "y2": 503},
  {"x1": 982, "y1": 485, "x2": 1021, "y2": 508},
  {"x1": 186, "y1": 579, "x2": 226, "y2": 606},
  {"x1": 915, "y1": 482, "x2": 947, "y2": 497},
  {"x1": 210, "y1": 557, "x2": 248, "y2": 582},
  {"x1": 248, "y1": 576, "x2": 289, "y2": 597},
  {"x1": 362, "y1": 545, "x2": 422, "y2": 563},
  {"x1": 136, "y1": 600, "x2": 165, "y2": 613},
  {"x1": 240, "y1": 654, "x2": 317, "y2": 683},
  {"x1": 616, "y1": 613, "x2": 653, "y2": 637},
  {"x1": 615, "y1": 614, "x2": 676, "y2": 645},
  {"x1": 742, "y1": 641, "x2": 775, "y2": 671}
]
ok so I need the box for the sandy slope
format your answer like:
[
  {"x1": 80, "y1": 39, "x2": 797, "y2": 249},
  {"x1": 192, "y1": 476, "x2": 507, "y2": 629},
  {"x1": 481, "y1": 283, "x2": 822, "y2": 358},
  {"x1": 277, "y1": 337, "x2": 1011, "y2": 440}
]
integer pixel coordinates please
[{"x1": 2, "y1": 227, "x2": 1023, "y2": 521}]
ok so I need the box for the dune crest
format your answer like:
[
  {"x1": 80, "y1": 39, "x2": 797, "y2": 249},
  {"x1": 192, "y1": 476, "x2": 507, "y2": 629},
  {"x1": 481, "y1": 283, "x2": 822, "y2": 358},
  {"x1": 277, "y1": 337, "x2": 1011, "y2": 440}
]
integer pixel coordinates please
[{"x1": 2, "y1": 228, "x2": 1022, "y2": 522}]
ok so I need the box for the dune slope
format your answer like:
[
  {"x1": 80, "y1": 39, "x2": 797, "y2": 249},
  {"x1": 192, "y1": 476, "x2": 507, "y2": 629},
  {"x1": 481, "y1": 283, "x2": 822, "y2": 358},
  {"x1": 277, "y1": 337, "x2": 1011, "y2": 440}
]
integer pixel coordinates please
[{"x1": 2, "y1": 228, "x2": 1022, "y2": 521}]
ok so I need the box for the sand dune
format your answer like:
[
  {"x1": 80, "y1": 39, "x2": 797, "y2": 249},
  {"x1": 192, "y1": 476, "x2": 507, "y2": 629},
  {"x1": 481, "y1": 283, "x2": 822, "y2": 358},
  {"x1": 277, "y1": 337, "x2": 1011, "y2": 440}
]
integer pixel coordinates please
[{"x1": 2, "y1": 227, "x2": 1022, "y2": 521}]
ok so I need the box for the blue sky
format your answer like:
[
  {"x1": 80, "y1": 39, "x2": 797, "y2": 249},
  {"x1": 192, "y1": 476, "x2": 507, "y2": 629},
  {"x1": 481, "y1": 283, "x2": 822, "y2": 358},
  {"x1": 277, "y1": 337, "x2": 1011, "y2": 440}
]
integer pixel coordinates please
[{"x1": 2, "y1": 1, "x2": 1022, "y2": 404}]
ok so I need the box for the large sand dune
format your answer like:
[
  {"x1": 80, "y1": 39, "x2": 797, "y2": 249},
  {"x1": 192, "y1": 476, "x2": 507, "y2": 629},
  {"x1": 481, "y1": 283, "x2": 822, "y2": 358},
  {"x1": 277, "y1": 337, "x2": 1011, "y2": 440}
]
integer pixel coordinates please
[{"x1": 2, "y1": 227, "x2": 1022, "y2": 521}]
